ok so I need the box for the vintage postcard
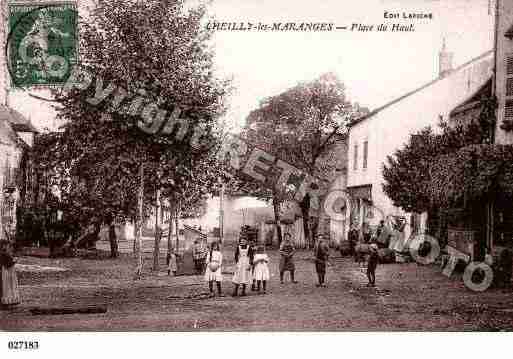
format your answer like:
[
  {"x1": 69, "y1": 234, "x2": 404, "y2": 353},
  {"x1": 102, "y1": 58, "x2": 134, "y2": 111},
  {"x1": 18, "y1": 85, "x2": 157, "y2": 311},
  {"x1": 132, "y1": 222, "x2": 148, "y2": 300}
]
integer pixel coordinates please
[{"x1": 0, "y1": 0, "x2": 512, "y2": 356}]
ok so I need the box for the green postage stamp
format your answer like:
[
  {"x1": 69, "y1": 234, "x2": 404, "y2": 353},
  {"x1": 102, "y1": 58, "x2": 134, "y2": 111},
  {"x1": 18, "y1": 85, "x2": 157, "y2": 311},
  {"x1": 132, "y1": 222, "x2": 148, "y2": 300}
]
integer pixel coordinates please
[{"x1": 8, "y1": 2, "x2": 78, "y2": 87}]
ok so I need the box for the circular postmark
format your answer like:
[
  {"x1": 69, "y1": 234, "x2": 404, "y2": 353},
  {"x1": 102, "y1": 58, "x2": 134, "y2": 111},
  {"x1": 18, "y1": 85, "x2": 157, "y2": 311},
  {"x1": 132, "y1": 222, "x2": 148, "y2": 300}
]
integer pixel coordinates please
[{"x1": 5, "y1": 3, "x2": 78, "y2": 101}]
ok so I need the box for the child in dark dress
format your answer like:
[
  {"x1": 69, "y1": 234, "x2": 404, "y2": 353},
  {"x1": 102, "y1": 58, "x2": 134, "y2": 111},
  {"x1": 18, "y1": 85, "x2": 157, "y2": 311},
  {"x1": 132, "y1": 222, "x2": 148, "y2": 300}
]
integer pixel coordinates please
[
  {"x1": 314, "y1": 235, "x2": 330, "y2": 287},
  {"x1": 367, "y1": 243, "x2": 379, "y2": 287}
]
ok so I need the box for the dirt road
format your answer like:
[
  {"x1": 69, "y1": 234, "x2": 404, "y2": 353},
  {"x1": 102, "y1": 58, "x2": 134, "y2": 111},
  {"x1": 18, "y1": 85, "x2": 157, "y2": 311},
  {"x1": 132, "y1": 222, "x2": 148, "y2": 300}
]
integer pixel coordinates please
[{"x1": 2, "y1": 245, "x2": 513, "y2": 331}]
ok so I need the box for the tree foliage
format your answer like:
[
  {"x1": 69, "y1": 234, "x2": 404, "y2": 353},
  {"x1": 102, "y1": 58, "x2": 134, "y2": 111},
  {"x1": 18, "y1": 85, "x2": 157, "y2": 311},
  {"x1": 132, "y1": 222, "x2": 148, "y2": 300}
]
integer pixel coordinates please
[
  {"x1": 382, "y1": 119, "x2": 493, "y2": 213},
  {"x1": 429, "y1": 144, "x2": 513, "y2": 207},
  {"x1": 242, "y1": 73, "x2": 363, "y2": 177},
  {"x1": 33, "y1": 0, "x2": 228, "y2": 257},
  {"x1": 237, "y1": 73, "x2": 366, "y2": 243}
]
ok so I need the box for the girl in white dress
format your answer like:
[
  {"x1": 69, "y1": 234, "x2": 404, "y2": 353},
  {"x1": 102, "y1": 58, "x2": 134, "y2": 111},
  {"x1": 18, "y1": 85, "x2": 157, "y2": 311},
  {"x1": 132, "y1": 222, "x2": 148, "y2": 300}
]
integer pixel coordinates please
[
  {"x1": 204, "y1": 242, "x2": 223, "y2": 296},
  {"x1": 232, "y1": 239, "x2": 252, "y2": 297},
  {"x1": 253, "y1": 245, "x2": 270, "y2": 294}
]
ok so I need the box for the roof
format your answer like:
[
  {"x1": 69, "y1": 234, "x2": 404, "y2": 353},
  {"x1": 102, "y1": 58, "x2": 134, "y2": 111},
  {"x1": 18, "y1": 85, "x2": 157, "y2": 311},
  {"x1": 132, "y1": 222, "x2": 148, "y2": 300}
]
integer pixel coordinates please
[
  {"x1": 0, "y1": 104, "x2": 37, "y2": 149},
  {"x1": 0, "y1": 105, "x2": 38, "y2": 133},
  {"x1": 449, "y1": 77, "x2": 492, "y2": 118},
  {"x1": 348, "y1": 50, "x2": 494, "y2": 128},
  {"x1": 0, "y1": 119, "x2": 18, "y2": 145}
]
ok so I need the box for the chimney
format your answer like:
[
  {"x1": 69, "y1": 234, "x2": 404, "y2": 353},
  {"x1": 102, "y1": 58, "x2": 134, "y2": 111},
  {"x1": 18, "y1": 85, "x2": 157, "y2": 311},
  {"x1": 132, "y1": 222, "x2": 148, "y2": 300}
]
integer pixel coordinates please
[{"x1": 438, "y1": 38, "x2": 454, "y2": 78}]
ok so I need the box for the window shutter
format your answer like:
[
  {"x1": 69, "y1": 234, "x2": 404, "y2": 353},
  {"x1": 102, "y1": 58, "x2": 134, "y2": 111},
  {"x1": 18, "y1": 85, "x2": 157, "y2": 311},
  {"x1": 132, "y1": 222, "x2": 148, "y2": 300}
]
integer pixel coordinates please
[
  {"x1": 507, "y1": 78, "x2": 513, "y2": 97},
  {"x1": 507, "y1": 55, "x2": 513, "y2": 75},
  {"x1": 505, "y1": 54, "x2": 513, "y2": 121},
  {"x1": 505, "y1": 99, "x2": 513, "y2": 119}
]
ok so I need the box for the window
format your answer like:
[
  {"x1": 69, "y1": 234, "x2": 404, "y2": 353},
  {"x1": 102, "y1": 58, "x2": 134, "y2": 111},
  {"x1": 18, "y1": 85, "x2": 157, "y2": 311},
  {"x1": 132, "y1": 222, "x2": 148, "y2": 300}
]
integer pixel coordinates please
[
  {"x1": 363, "y1": 140, "x2": 368, "y2": 169},
  {"x1": 353, "y1": 144, "x2": 358, "y2": 170}
]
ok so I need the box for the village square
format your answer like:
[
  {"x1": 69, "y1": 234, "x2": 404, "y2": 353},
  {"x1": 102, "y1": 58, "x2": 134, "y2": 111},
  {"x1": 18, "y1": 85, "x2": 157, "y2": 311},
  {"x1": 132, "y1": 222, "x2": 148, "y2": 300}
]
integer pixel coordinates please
[{"x1": 1, "y1": 0, "x2": 513, "y2": 334}]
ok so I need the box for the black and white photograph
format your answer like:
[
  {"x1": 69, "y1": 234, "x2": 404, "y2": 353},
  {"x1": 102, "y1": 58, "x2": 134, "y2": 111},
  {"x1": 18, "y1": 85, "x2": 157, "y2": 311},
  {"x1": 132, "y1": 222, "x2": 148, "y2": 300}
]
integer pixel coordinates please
[{"x1": 1, "y1": 0, "x2": 512, "y2": 356}]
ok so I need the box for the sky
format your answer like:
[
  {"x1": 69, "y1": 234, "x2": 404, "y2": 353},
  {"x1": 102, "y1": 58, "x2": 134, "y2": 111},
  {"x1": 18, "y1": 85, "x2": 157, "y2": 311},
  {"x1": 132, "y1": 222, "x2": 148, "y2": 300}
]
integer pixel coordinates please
[
  {"x1": 207, "y1": 0, "x2": 495, "y2": 132},
  {"x1": 4, "y1": 0, "x2": 495, "y2": 133}
]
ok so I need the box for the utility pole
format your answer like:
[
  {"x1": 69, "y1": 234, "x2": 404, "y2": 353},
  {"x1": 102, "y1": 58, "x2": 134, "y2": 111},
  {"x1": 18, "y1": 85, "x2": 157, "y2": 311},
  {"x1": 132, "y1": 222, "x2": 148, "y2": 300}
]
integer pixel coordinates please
[
  {"x1": 135, "y1": 162, "x2": 144, "y2": 278},
  {"x1": 152, "y1": 186, "x2": 161, "y2": 271},
  {"x1": 175, "y1": 199, "x2": 180, "y2": 250}
]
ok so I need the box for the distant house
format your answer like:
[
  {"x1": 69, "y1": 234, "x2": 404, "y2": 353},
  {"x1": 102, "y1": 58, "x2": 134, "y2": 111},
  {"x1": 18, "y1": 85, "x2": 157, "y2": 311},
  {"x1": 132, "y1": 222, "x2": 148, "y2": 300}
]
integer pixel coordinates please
[
  {"x1": 317, "y1": 136, "x2": 348, "y2": 246},
  {"x1": 271, "y1": 134, "x2": 349, "y2": 247},
  {"x1": 449, "y1": 79, "x2": 492, "y2": 128},
  {"x1": 133, "y1": 195, "x2": 274, "y2": 242},
  {"x1": 0, "y1": 105, "x2": 38, "y2": 241},
  {"x1": 346, "y1": 44, "x2": 494, "y2": 241},
  {"x1": 183, "y1": 195, "x2": 274, "y2": 236}
]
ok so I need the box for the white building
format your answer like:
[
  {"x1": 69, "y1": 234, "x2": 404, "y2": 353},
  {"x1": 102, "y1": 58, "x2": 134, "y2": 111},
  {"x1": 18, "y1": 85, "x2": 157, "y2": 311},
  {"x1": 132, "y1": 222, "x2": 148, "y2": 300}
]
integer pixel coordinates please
[{"x1": 346, "y1": 45, "x2": 494, "y2": 240}]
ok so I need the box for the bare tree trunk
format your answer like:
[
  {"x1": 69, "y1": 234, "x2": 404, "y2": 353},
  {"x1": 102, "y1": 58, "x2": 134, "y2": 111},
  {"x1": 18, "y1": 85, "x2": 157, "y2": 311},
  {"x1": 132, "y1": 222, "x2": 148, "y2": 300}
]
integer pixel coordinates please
[
  {"x1": 219, "y1": 182, "x2": 224, "y2": 243},
  {"x1": 160, "y1": 199, "x2": 165, "y2": 229},
  {"x1": 92, "y1": 222, "x2": 102, "y2": 246},
  {"x1": 175, "y1": 200, "x2": 180, "y2": 251},
  {"x1": 135, "y1": 163, "x2": 144, "y2": 278},
  {"x1": 167, "y1": 201, "x2": 174, "y2": 256},
  {"x1": 108, "y1": 220, "x2": 118, "y2": 258},
  {"x1": 132, "y1": 216, "x2": 137, "y2": 256},
  {"x1": 301, "y1": 193, "x2": 311, "y2": 248},
  {"x1": 272, "y1": 196, "x2": 282, "y2": 246},
  {"x1": 152, "y1": 187, "x2": 162, "y2": 271}
]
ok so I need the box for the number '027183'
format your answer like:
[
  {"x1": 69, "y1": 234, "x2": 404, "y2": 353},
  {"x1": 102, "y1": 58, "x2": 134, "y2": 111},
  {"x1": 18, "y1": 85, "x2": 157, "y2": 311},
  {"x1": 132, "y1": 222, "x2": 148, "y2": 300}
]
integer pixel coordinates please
[{"x1": 8, "y1": 341, "x2": 39, "y2": 350}]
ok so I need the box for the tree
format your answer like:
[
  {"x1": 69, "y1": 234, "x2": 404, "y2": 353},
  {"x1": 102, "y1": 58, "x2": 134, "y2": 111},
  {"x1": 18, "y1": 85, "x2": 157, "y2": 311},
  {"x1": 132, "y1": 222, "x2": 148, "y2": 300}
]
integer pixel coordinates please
[
  {"x1": 429, "y1": 144, "x2": 513, "y2": 208},
  {"x1": 158, "y1": 140, "x2": 221, "y2": 266},
  {"x1": 382, "y1": 119, "x2": 487, "y2": 213},
  {"x1": 240, "y1": 73, "x2": 366, "y2": 245},
  {"x1": 47, "y1": 0, "x2": 228, "y2": 270}
]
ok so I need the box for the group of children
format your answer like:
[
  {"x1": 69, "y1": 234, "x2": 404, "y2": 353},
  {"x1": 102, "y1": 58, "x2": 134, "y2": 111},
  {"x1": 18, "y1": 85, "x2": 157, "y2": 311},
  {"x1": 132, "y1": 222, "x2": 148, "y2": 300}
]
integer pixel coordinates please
[
  {"x1": 169, "y1": 232, "x2": 379, "y2": 294},
  {"x1": 204, "y1": 239, "x2": 270, "y2": 297}
]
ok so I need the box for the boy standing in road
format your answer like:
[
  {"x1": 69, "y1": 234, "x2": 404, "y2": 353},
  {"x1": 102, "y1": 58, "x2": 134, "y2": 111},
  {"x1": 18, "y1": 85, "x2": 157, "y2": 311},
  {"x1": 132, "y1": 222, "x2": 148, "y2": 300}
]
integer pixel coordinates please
[
  {"x1": 314, "y1": 235, "x2": 330, "y2": 287},
  {"x1": 367, "y1": 243, "x2": 379, "y2": 287}
]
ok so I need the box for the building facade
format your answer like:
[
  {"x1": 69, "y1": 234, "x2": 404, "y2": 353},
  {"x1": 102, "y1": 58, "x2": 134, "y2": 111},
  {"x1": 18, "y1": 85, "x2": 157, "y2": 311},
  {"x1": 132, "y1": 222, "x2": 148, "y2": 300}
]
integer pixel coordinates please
[
  {"x1": 0, "y1": 105, "x2": 37, "y2": 241},
  {"x1": 490, "y1": 0, "x2": 513, "y2": 260},
  {"x1": 494, "y1": 0, "x2": 513, "y2": 145},
  {"x1": 346, "y1": 46, "x2": 494, "y2": 241}
]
